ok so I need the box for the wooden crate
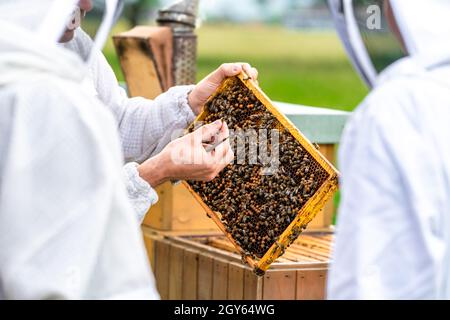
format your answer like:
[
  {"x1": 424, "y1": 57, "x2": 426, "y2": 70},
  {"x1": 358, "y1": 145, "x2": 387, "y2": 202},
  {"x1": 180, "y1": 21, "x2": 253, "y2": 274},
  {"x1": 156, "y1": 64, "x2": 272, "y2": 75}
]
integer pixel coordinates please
[
  {"x1": 152, "y1": 232, "x2": 332, "y2": 300},
  {"x1": 183, "y1": 73, "x2": 339, "y2": 274}
]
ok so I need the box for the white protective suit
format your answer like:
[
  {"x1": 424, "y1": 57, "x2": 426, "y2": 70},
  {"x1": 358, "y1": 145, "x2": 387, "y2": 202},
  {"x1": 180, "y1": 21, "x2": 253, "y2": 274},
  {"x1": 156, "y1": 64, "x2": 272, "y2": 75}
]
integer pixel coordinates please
[
  {"x1": 0, "y1": 0, "x2": 159, "y2": 299},
  {"x1": 328, "y1": 0, "x2": 450, "y2": 299},
  {"x1": 62, "y1": 29, "x2": 196, "y2": 222}
]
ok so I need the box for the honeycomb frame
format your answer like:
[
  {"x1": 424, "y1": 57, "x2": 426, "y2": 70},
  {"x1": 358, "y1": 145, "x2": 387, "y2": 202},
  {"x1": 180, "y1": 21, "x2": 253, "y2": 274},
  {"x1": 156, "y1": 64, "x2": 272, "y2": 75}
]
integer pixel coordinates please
[{"x1": 183, "y1": 72, "x2": 339, "y2": 275}]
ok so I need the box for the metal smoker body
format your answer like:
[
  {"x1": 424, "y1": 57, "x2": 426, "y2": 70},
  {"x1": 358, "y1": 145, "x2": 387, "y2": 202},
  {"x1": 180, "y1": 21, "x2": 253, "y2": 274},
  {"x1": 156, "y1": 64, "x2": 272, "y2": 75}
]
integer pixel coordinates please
[{"x1": 157, "y1": 0, "x2": 199, "y2": 86}]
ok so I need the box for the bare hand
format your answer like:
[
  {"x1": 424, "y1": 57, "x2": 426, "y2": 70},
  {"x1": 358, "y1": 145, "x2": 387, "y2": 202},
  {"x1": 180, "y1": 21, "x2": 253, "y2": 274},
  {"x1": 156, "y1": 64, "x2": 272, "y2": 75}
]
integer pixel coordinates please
[
  {"x1": 188, "y1": 63, "x2": 259, "y2": 115},
  {"x1": 138, "y1": 120, "x2": 234, "y2": 187}
]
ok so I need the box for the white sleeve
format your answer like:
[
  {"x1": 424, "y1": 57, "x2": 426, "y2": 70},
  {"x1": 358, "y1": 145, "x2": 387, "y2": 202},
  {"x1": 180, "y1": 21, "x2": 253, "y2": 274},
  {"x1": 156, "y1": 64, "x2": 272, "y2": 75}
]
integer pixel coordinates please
[
  {"x1": 0, "y1": 85, "x2": 158, "y2": 299},
  {"x1": 89, "y1": 45, "x2": 196, "y2": 220},
  {"x1": 91, "y1": 48, "x2": 196, "y2": 163},
  {"x1": 123, "y1": 162, "x2": 159, "y2": 223},
  {"x1": 327, "y1": 92, "x2": 444, "y2": 299}
]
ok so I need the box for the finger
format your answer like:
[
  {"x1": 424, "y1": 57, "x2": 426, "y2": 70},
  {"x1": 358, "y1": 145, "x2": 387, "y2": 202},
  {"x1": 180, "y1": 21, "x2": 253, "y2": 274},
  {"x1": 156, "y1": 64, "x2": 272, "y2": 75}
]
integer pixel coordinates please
[
  {"x1": 217, "y1": 146, "x2": 234, "y2": 171},
  {"x1": 250, "y1": 67, "x2": 258, "y2": 80},
  {"x1": 213, "y1": 138, "x2": 230, "y2": 159},
  {"x1": 241, "y1": 63, "x2": 253, "y2": 78},
  {"x1": 204, "y1": 63, "x2": 243, "y2": 85},
  {"x1": 216, "y1": 121, "x2": 230, "y2": 142},
  {"x1": 223, "y1": 144, "x2": 235, "y2": 164},
  {"x1": 212, "y1": 139, "x2": 233, "y2": 165},
  {"x1": 204, "y1": 121, "x2": 230, "y2": 149},
  {"x1": 194, "y1": 119, "x2": 223, "y2": 142},
  {"x1": 222, "y1": 63, "x2": 243, "y2": 77},
  {"x1": 224, "y1": 147, "x2": 235, "y2": 165}
]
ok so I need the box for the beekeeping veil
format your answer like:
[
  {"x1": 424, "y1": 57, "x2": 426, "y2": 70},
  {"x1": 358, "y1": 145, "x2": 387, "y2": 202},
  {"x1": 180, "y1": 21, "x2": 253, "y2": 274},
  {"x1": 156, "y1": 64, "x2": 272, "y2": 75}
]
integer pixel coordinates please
[
  {"x1": 0, "y1": 0, "x2": 123, "y2": 71},
  {"x1": 328, "y1": 0, "x2": 450, "y2": 88},
  {"x1": 67, "y1": 0, "x2": 124, "y2": 63},
  {"x1": 0, "y1": 0, "x2": 125, "y2": 168}
]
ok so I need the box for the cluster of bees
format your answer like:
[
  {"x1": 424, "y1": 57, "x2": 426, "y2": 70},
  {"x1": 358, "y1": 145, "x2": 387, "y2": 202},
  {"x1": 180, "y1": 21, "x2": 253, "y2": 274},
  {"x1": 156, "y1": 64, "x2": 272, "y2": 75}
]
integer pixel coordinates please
[{"x1": 187, "y1": 78, "x2": 329, "y2": 259}]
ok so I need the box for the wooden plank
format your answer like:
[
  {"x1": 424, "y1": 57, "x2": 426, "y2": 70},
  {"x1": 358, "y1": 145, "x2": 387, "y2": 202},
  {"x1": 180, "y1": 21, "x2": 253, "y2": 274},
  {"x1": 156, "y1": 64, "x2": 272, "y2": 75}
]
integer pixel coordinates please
[
  {"x1": 141, "y1": 226, "x2": 222, "y2": 238},
  {"x1": 279, "y1": 250, "x2": 313, "y2": 262},
  {"x1": 144, "y1": 182, "x2": 222, "y2": 231},
  {"x1": 243, "y1": 268, "x2": 263, "y2": 300},
  {"x1": 296, "y1": 246, "x2": 330, "y2": 259},
  {"x1": 182, "y1": 248, "x2": 199, "y2": 300},
  {"x1": 227, "y1": 263, "x2": 244, "y2": 299},
  {"x1": 113, "y1": 34, "x2": 163, "y2": 99},
  {"x1": 168, "y1": 244, "x2": 184, "y2": 300},
  {"x1": 283, "y1": 246, "x2": 328, "y2": 262},
  {"x1": 171, "y1": 235, "x2": 247, "y2": 265},
  {"x1": 169, "y1": 234, "x2": 330, "y2": 269},
  {"x1": 113, "y1": 26, "x2": 173, "y2": 91},
  {"x1": 212, "y1": 258, "x2": 229, "y2": 300},
  {"x1": 293, "y1": 245, "x2": 331, "y2": 257},
  {"x1": 263, "y1": 261, "x2": 328, "y2": 270},
  {"x1": 142, "y1": 231, "x2": 156, "y2": 270},
  {"x1": 291, "y1": 243, "x2": 331, "y2": 256},
  {"x1": 297, "y1": 236, "x2": 331, "y2": 248},
  {"x1": 197, "y1": 254, "x2": 214, "y2": 299},
  {"x1": 143, "y1": 182, "x2": 174, "y2": 230},
  {"x1": 318, "y1": 144, "x2": 335, "y2": 228},
  {"x1": 308, "y1": 209, "x2": 326, "y2": 229},
  {"x1": 274, "y1": 256, "x2": 295, "y2": 263},
  {"x1": 262, "y1": 270, "x2": 297, "y2": 300},
  {"x1": 299, "y1": 235, "x2": 334, "y2": 248},
  {"x1": 296, "y1": 269, "x2": 327, "y2": 300},
  {"x1": 171, "y1": 183, "x2": 220, "y2": 231},
  {"x1": 281, "y1": 251, "x2": 320, "y2": 263},
  {"x1": 295, "y1": 242, "x2": 332, "y2": 252},
  {"x1": 321, "y1": 234, "x2": 335, "y2": 241},
  {"x1": 286, "y1": 244, "x2": 329, "y2": 260},
  {"x1": 154, "y1": 240, "x2": 170, "y2": 299},
  {"x1": 209, "y1": 238, "x2": 238, "y2": 253}
]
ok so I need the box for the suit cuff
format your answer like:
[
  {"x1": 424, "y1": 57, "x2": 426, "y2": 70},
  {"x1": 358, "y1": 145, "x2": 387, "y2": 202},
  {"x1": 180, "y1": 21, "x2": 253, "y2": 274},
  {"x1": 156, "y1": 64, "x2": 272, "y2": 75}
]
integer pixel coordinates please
[{"x1": 123, "y1": 162, "x2": 158, "y2": 223}]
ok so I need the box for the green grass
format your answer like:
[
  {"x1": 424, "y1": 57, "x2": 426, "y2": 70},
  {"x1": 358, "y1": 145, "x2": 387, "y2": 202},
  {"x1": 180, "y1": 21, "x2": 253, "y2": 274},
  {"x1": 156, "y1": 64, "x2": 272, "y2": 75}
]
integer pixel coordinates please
[
  {"x1": 196, "y1": 24, "x2": 367, "y2": 111},
  {"x1": 103, "y1": 23, "x2": 368, "y2": 112}
]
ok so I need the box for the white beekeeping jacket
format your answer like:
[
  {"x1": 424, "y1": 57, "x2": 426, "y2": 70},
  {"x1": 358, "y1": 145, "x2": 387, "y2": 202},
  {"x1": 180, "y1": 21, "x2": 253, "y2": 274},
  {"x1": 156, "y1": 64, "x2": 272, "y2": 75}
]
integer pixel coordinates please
[
  {"x1": 0, "y1": 0, "x2": 159, "y2": 299},
  {"x1": 328, "y1": 0, "x2": 450, "y2": 299},
  {"x1": 62, "y1": 29, "x2": 196, "y2": 221}
]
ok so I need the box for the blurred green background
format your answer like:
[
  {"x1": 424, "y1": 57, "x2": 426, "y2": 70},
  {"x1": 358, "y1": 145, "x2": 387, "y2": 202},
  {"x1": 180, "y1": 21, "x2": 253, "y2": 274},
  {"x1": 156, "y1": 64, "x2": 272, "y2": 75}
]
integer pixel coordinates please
[{"x1": 103, "y1": 23, "x2": 367, "y2": 112}]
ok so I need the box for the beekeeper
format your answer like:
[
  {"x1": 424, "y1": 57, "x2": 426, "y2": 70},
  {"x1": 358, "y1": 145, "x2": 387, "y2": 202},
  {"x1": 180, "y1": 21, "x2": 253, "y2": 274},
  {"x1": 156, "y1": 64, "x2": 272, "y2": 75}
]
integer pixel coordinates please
[
  {"x1": 60, "y1": 0, "x2": 258, "y2": 221},
  {"x1": 327, "y1": 0, "x2": 450, "y2": 299},
  {"x1": 0, "y1": 0, "x2": 234, "y2": 299}
]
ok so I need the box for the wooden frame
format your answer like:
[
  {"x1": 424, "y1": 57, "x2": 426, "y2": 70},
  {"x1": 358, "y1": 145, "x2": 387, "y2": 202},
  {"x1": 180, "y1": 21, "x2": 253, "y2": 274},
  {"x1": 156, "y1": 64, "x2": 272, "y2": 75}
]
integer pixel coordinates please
[{"x1": 183, "y1": 73, "x2": 339, "y2": 275}]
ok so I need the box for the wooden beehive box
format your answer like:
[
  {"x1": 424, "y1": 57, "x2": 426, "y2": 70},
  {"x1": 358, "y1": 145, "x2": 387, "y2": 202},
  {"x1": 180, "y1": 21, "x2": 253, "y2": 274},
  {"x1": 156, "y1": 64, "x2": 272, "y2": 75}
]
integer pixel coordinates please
[
  {"x1": 183, "y1": 73, "x2": 339, "y2": 275},
  {"x1": 152, "y1": 232, "x2": 332, "y2": 300}
]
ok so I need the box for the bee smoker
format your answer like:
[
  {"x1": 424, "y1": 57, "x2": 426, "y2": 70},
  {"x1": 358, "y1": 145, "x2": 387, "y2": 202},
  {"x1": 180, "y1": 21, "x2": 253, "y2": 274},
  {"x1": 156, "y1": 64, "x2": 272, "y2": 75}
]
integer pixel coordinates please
[{"x1": 157, "y1": 0, "x2": 199, "y2": 86}]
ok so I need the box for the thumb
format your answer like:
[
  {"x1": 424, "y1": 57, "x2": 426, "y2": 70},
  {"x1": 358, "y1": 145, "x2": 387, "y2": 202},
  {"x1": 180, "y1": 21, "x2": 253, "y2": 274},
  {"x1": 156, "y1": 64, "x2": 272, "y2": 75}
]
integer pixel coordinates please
[
  {"x1": 205, "y1": 63, "x2": 242, "y2": 85},
  {"x1": 195, "y1": 119, "x2": 223, "y2": 142}
]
